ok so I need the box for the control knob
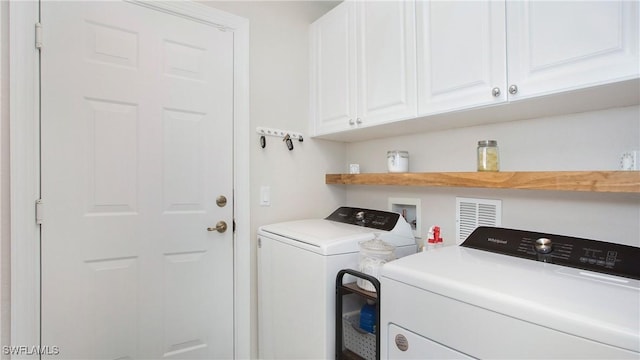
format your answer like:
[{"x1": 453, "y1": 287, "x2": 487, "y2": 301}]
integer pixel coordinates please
[
  {"x1": 534, "y1": 238, "x2": 553, "y2": 254},
  {"x1": 355, "y1": 211, "x2": 366, "y2": 221}
]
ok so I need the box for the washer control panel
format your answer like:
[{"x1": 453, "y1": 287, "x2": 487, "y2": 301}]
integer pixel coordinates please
[
  {"x1": 325, "y1": 207, "x2": 400, "y2": 231},
  {"x1": 462, "y1": 227, "x2": 640, "y2": 280}
]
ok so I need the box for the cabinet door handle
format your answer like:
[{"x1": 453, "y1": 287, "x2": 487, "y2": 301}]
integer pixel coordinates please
[
  {"x1": 349, "y1": 118, "x2": 355, "y2": 125},
  {"x1": 492, "y1": 87, "x2": 501, "y2": 97},
  {"x1": 509, "y1": 84, "x2": 518, "y2": 95},
  {"x1": 356, "y1": 118, "x2": 362, "y2": 125}
]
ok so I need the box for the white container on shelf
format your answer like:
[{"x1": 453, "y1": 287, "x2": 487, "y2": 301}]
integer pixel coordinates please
[{"x1": 387, "y1": 150, "x2": 409, "y2": 172}]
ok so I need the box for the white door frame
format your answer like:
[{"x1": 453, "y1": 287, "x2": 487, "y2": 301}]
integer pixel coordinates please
[{"x1": 8, "y1": 1, "x2": 251, "y2": 357}]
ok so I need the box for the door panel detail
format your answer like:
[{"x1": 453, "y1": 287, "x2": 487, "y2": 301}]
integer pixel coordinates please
[
  {"x1": 163, "y1": 40, "x2": 206, "y2": 80},
  {"x1": 162, "y1": 109, "x2": 206, "y2": 214},
  {"x1": 84, "y1": 20, "x2": 139, "y2": 69},
  {"x1": 85, "y1": 98, "x2": 138, "y2": 215}
]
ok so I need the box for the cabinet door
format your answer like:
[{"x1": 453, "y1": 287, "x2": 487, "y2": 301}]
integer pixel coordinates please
[
  {"x1": 416, "y1": 0, "x2": 507, "y2": 116},
  {"x1": 507, "y1": 1, "x2": 640, "y2": 100},
  {"x1": 310, "y1": 2, "x2": 357, "y2": 136},
  {"x1": 357, "y1": 0, "x2": 417, "y2": 126}
]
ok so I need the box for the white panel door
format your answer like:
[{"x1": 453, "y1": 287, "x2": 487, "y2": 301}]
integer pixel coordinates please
[
  {"x1": 507, "y1": 0, "x2": 640, "y2": 100},
  {"x1": 357, "y1": 0, "x2": 417, "y2": 126},
  {"x1": 310, "y1": 1, "x2": 357, "y2": 135},
  {"x1": 40, "y1": 2, "x2": 234, "y2": 359},
  {"x1": 416, "y1": 0, "x2": 507, "y2": 115}
]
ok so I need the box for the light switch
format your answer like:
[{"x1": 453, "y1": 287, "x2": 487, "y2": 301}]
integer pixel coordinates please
[{"x1": 260, "y1": 186, "x2": 270, "y2": 206}]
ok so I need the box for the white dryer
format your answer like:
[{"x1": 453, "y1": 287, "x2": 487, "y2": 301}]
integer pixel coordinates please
[
  {"x1": 381, "y1": 227, "x2": 640, "y2": 359},
  {"x1": 257, "y1": 207, "x2": 417, "y2": 359}
]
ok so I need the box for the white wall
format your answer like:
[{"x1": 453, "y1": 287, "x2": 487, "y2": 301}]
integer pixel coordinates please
[
  {"x1": 344, "y1": 105, "x2": 640, "y2": 247},
  {"x1": 201, "y1": 1, "x2": 345, "y2": 357}
]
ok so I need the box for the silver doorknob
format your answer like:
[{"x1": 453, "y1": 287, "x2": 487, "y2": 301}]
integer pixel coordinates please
[
  {"x1": 216, "y1": 195, "x2": 227, "y2": 207},
  {"x1": 356, "y1": 118, "x2": 362, "y2": 125},
  {"x1": 492, "y1": 87, "x2": 501, "y2": 97},
  {"x1": 349, "y1": 118, "x2": 355, "y2": 125},
  {"x1": 509, "y1": 84, "x2": 518, "y2": 95},
  {"x1": 208, "y1": 221, "x2": 227, "y2": 233}
]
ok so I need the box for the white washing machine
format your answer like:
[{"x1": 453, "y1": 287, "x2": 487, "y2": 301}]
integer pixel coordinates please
[
  {"x1": 381, "y1": 226, "x2": 640, "y2": 359},
  {"x1": 257, "y1": 207, "x2": 417, "y2": 359}
]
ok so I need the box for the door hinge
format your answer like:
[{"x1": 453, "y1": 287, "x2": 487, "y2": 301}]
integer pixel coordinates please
[
  {"x1": 35, "y1": 22, "x2": 43, "y2": 49},
  {"x1": 35, "y1": 199, "x2": 44, "y2": 225}
]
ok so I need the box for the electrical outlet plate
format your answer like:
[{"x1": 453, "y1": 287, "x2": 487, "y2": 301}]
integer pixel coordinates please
[{"x1": 620, "y1": 151, "x2": 639, "y2": 171}]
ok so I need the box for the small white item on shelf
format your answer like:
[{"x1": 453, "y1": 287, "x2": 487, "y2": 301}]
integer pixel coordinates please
[{"x1": 387, "y1": 150, "x2": 409, "y2": 172}]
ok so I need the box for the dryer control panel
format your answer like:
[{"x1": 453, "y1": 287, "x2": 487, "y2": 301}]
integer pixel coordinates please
[
  {"x1": 462, "y1": 227, "x2": 640, "y2": 280},
  {"x1": 325, "y1": 207, "x2": 400, "y2": 231}
]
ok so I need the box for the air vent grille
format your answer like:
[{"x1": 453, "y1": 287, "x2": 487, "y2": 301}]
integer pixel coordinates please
[{"x1": 456, "y1": 197, "x2": 502, "y2": 244}]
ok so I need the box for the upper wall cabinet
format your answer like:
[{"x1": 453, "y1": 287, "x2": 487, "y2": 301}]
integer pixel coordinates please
[
  {"x1": 311, "y1": 0, "x2": 639, "y2": 141},
  {"x1": 506, "y1": 1, "x2": 640, "y2": 101},
  {"x1": 417, "y1": 0, "x2": 639, "y2": 116},
  {"x1": 357, "y1": 1, "x2": 417, "y2": 125},
  {"x1": 309, "y1": 1, "x2": 357, "y2": 135},
  {"x1": 310, "y1": 1, "x2": 417, "y2": 136},
  {"x1": 416, "y1": 1, "x2": 508, "y2": 115}
]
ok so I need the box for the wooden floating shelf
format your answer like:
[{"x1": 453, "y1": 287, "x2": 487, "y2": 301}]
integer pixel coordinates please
[{"x1": 325, "y1": 171, "x2": 640, "y2": 193}]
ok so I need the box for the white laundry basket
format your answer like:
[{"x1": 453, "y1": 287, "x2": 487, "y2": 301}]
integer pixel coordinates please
[{"x1": 342, "y1": 311, "x2": 376, "y2": 360}]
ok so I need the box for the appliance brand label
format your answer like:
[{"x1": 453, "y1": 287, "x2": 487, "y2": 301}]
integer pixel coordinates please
[{"x1": 487, "y1": 237, "x2": 507, "y2": 245}]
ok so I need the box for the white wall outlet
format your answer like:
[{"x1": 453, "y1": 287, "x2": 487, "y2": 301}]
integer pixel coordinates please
[{"x1": 620, "y1": 151, "x2": 639, "y2": 171}]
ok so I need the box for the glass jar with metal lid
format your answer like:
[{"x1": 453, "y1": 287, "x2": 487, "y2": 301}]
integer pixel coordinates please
[{"x1": 477, "y1": 140, "x2": 499, "y2": 172}]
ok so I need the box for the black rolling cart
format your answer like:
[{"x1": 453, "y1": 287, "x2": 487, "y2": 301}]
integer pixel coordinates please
[{"x1": 335, "y1": 269, "x2": 380, "y2": 360}]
